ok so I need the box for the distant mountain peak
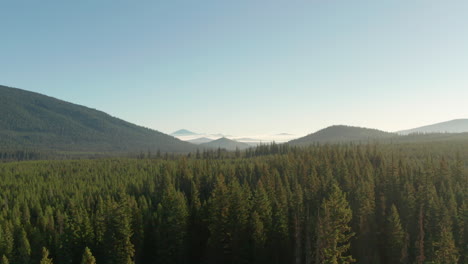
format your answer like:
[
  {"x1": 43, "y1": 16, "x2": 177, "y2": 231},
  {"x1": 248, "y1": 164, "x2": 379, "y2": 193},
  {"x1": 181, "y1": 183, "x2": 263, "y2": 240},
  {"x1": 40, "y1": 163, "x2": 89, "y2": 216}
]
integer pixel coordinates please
[
  {"x1": 171, "y1": 129, "x2": 198, "y2": 136},
  {"x1": 398, "y1": 119, "x2": 468, "y2": 135},
  {"x1": 186, "y1": 137, "x2": 214, "y2": 145},
  {"x1": 199, "y1": 137, "x2": 250, "y2": 151}
]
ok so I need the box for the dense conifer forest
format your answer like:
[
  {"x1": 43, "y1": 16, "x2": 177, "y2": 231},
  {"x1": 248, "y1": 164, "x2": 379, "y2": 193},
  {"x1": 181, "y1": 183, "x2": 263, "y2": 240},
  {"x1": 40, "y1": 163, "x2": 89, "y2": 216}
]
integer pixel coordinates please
[{"x1": 0, "y1": 143, "x2": 466, "y2": 264}]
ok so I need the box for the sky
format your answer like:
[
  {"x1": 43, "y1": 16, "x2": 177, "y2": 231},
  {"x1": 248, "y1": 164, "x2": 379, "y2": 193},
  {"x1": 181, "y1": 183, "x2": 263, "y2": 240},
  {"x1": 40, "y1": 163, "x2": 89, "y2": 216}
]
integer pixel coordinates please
[{"x1": 1, "y1": 0, "x2": 468, "y2": 136}]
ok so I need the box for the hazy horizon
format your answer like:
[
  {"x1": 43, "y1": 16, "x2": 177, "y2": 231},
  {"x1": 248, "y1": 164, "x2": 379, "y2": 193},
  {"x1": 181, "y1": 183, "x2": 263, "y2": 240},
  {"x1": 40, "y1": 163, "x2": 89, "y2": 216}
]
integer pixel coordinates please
[{"x1": 2, "y1": 0, "x2": 467, "y2": 135}]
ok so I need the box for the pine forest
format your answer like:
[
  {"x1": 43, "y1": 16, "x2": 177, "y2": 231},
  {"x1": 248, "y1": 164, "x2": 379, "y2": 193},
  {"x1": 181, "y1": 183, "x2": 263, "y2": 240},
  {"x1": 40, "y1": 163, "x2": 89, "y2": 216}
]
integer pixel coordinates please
[{"x1": 0, "y1": 143, "x2": 466, "y2": 264}]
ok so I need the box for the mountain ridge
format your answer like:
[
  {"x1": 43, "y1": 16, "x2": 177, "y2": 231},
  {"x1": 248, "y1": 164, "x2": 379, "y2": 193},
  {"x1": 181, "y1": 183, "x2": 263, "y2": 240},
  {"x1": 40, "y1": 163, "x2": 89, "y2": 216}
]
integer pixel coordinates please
[
  {"x1": 198, "y1": 137, "x2": 251, "y2": 151},
  {"x1": 0, "y1": 85, "x2": 197, "y2": 154},
  {"x1": 398, "y1": 119, "x2": 468, "y2": 135},
  {"x1": 187, "y1": 137, "x2": 214, "y2": 145},
  {"x1": 171, "y1": 129, "x2": 199, "y2": 136},
  {"x1": 288, "y1": 125, "x2": 396, "y2": 145}
]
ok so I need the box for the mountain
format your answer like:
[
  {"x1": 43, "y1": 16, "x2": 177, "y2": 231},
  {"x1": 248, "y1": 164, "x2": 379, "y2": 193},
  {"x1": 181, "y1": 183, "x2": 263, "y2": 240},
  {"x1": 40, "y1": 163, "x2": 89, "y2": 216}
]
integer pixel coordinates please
[
  {"x1": 0, "y1": 85, "x2": 197, "y2": 154},
  {"x1": 198, "y1": 137, "x2": 251, "y2": 151},
  {"x1": 171, "y1": 129, "x2": 199, "y2": 136},
  {"x1": 398, "y1": 119, "x2": 468, "y2": 135},
  {"x1": 234, "y1": 137, "x2": 262, "y2": 142},
  {"x1": 288, "y1": 125, "x2": 395, "y2": 145},
  {"x1": 187, "y1": 137, "x2": 214, "y2": 144}
]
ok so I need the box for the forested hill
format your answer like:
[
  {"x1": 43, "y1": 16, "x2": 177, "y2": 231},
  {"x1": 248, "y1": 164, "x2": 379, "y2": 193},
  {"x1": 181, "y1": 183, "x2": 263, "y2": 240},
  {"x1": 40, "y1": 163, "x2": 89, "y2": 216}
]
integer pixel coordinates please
[
  {"x1": 0, "y1": 85, "x2": 197, "y2": 154},
  {"x1": 288, "y1": 125, "x2": 468, "y2": 146},
  {"x1": 288, "y1": 125, "x2": 395, "y2": 145}
]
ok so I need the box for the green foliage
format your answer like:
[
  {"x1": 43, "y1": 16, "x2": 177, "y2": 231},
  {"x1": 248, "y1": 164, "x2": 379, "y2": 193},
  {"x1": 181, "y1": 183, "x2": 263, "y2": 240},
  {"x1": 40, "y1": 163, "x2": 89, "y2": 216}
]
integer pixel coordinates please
[
  {"x1": 316, "y1": 183, "x2": 355, "y2": 264},
  {"x1": 0, "y1": 255, "x2": 8, "y2": 264},
  {"x1": 385, "y1": 205, "x2": 406, "y2": 264},
  {"x1": 0, "y1": 143, "x2": 465, "y2": 263},
  {"x1": 40, "y1": 247, "x2": 53, "y2": 264},
  {"x1": 433, "y1": 226, "x2": 459, "y2": 264},
  {"x1": 103, "y1": 198, "x2": 135, "y2": 264},
  {"x1": 80, "y1": 247, "x2": 96, "y2": 264},
  {"x1": 13, "y1": 229, "x2": 31, "y2": 264},
  {"x1": 155, "y1": 184, "x2": 189, "y2": 264}
]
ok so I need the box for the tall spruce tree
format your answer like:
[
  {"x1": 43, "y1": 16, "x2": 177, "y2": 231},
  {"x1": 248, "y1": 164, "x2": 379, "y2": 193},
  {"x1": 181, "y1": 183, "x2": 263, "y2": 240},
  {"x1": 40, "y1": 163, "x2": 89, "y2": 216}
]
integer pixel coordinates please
[
  {"x1": 0, "y1": 255, "x2": 8, "y2": 264},
  {"x1": 103, "y1": 198, "x2": 135, "y2": 264},
  {"x1": 385, "y1": 204, "x2": 406, "y2": 264},
  {"x1": 316, "y1": 183, "x2": 355, "y2": 264},
  {"x1": 40, "y1": 247, "x2": 53, "y2": 264},
  {"x1": 433, "y1": 226, "x2": 459, "y2": 264},
  {"x1": 155, "y1": 183, "x2": 189, "y2": 264},
  {"x1": 13, "y1": 228, "x2": 31, "y2": 264},
  {"x1": 0, "y1": 223, "x2": 13, "y2": 260},
  {"x1": 81, "y1": 247, "x2": 96, "y2": 264}
]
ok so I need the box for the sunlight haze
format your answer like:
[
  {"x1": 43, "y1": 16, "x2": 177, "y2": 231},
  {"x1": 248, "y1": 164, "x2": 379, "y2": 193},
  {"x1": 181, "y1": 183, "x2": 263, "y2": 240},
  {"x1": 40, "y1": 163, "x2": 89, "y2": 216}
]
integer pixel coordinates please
[{"x1": 1, "y1": 0, "x2": 467, "y2": 136}]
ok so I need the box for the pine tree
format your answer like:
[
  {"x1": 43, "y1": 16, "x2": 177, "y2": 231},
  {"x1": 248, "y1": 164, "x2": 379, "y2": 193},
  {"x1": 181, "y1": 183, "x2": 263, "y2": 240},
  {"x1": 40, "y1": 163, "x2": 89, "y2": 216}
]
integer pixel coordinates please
[
  {"x1": 433, "y1": 226, "x2": 459, "y2": 264},
  {"x1": 385, "y1": 204, "x2": 406, "y2": 264},
  {"x1": 316, "y1": 183, "x2": 355, "y2": 264},
  {"x1": 206, "y1": 174, "x2": 231, "y2": 264},
  {"x1": 187, "y1": 181, "x2": 206, "y2": 264},
  {"x1": 40, "y1": 247, "x2": 54, "y2": 264},
  {"x1": 269, "y1": 173, "x2": 290, "y2": 264},
  {"x1": 0, "y1": 255, "x2": 9, "y2": 264},
  {"x1": 415, "y1": 205, "x2": 426, "y2": 264},
  {"x1": 352, "y1": 177, "x2": 378, "y2": 264},
  {"x1": 103, "y1": 198, "x2": 135, "y2": 264},
  {"x1": 13, "y1": 228, "x2": 31, "y2": 264},
  {"x1": 249, "y1": 181, "x2": 271, "y2": 264},
  {"x1": 0, "y1": 223, "x2": 13, "y2": 259},
  {"x1": 81, "y1": 247, "x2": 96, "y2": 264},
  {"x1": 250, "y1": 211, "x2": 266, "y2": 264},
  {"x1": 228, "y1": 180, "x2": 251, "y2": 264},
  {"x1": 457, "y1": 201, "x2": 468, "y2": 264},
  {"x1": 155, "y1": 183, "x2": 189, "y2": 264}
]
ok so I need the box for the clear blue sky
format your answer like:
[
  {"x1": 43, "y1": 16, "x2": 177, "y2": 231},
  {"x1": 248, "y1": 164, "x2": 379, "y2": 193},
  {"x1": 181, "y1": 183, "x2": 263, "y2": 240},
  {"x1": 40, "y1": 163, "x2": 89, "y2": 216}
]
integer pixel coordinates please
[{"x1": 2, "y1": 0, "x2": 467, "y2": 135}]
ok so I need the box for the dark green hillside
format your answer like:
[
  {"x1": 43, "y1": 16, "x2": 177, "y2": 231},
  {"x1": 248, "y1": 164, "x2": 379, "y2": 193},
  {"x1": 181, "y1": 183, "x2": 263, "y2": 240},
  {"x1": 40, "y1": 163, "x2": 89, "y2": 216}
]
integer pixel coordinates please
[
  {"x1": 199, "y1": 137, "x2": 251, "y2": 151},
  {"x1": 289, "y1": 125, "x2": 395, "y2": 145},
  {"x1": 0, "y1": 85, "x2": 196, "y2": 154},
  {"x1": 289, "y1": 125, "x2": 468, "y2": 147}
]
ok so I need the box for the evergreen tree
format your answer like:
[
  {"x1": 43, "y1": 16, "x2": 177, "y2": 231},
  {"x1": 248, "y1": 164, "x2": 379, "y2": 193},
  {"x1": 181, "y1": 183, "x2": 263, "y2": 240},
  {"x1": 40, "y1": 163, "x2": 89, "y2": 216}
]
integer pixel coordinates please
[
  {"x1": 81, "y1": 247, "x2": 96, "y2": 264},
  {"x1": 415, "y1": 205, "x2": 426, "y2": 264},
  {"x1": 155, "y1": 184, "x2": 189, "y2": 264},
  {"x1": 40, "y1": 247, "x2": 53, "y2": 264},
  {"x1": 103, "y1": 199, "x2": 135, "y2": 264},
  {"x1": 0, "y1": 223, "x2": 13, "y2": 260},
  {"x1": 206, "y1": 175, "x2": 231, "y2": 264},
  {"x1": 385, "y1": 204, "x2": 406, "y2": 264},
  {"x1": 316, "y1": 183, "x2": 355, "y2": 264},
  {"x1": 0, "y1": 255, "x2": 8, "y2": 264},
  {"x1": 352, "y1": 177, "x2": 378, "y2": 264},
  {"x1": 250, "y1": 211, "x2": 266, "y2": 264},
  {"x1": 457, "y1": 201, "x2": 468, "y2": 264},
  {"x1": 13, "y1": 228, "x2": 31, "y2": 264},
  {"x1": 433, "y1": 226, "x2": 459, "y2": 264}
]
